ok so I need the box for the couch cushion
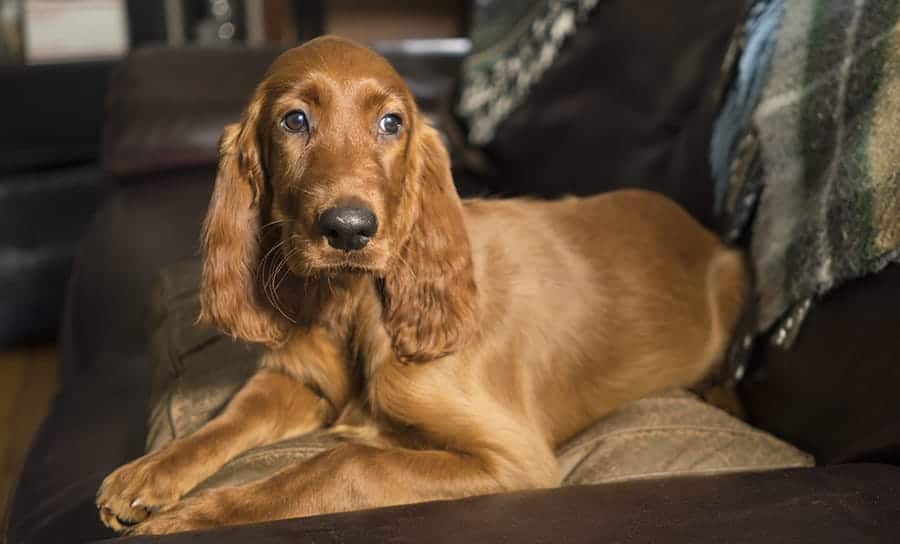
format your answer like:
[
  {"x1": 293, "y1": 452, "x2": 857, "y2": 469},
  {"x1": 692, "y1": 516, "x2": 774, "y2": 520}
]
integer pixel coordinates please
[
  {"x1": 452, "y1": 0, "x2": 744, "y2": 226},
  {"x1": 101, "y1": 46, "x2": 283, "y2": 179},
  {"x1": 146, "y1": 261, "x2": 810, "y2": 496}
]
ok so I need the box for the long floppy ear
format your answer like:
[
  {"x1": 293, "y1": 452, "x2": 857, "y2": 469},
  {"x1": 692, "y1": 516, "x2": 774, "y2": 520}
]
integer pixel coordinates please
[
  {"x1": 382, "y1": 123, "x2": 478, "y2": 362},
  {"x1": 198, "y1": 97, "x2": 290, "y2": 346}
]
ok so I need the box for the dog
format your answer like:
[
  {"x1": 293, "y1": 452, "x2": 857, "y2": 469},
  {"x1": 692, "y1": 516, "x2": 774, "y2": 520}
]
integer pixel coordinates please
[{"x1": 96, "y1": 35, "x2": 747, "y2": 535}]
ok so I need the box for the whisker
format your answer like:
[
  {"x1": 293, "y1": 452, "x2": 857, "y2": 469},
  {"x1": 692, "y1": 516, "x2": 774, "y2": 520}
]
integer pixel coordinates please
[
  {"x1": 325, "y1": 273, "x2": 335, "y2": 298},
  {"x1": 255, "y1": 237, "x2": 297, "y2": 324},
  {"x1": 265, "y1": 251, "x2": 297, "y2": 324},
  {"x1": 258, "y1": 241, "x2": 286, "y2": 296},
  {"x1": 270, "y1": 246, "x2": 302, "y2": 323},
  {"x1": 260, "y1": 219, "x2": 290, "y2": 231},
  {"x1": 395, "y1": 252, "x2": 418, "y2": 282},
  {"x1": 258, "y1": 239, "x2": 286, "y2": 271},
  {"x1": 269, "y1": 250, "x2": 290, "y2": 296},
  {"x1": 274, "y1": 247, "x2": 300, "y2": 292}
]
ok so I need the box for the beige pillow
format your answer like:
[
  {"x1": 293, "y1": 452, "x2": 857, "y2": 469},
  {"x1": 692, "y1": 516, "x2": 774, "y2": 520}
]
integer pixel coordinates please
[{"x1": 146, "y1": 262, "x2": 812, "y2": 494}]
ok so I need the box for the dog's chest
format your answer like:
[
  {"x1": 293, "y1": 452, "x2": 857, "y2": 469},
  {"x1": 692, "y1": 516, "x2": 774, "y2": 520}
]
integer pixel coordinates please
[{"x1": 295, "y1": 278, "x2": 442, "y2": 433}]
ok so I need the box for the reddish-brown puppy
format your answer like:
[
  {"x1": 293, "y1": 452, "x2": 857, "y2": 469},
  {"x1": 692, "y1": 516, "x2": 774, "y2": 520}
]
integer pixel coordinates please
[{"x1": 96, "y1": 36, "x2": 747, "y2": 535}]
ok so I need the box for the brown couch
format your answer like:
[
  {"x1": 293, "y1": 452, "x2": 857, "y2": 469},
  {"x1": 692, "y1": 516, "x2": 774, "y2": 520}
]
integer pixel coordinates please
[{"x1": 5, "y1": 1, "x2": 900, "y2": 542}]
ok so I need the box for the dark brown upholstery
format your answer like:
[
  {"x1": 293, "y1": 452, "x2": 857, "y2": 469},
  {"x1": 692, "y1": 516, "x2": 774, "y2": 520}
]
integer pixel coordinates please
[
  {"x1": 101, "y1": 465, "x2": 900, "y2": 544},
  {"x1": 458, "y1": 0, "x2": 743, "y2": 227},
  {"x1": 742, "y1": 263, "x2": 900, "y2": 465}
]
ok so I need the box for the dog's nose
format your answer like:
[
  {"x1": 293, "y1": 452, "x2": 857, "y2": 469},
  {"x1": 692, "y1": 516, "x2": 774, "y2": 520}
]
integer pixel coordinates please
[{"x1": 317, "y1": 206, "x2": 378, "y2": 251}]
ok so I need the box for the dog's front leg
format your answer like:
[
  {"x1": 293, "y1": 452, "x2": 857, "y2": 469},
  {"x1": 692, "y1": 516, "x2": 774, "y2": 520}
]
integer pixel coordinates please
[
  {"x1": 130, "y1": 435, "x2": 559, "y2": 535},
  {"x1": 97, "y1": 369, "x2": 329, "y2": 532}
]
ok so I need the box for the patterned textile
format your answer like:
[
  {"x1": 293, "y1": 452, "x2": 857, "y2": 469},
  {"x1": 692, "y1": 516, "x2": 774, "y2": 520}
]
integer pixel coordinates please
[
  {"x1": 711, "y1": 0, "x2": 785, "y2": 223},
  {"x1": 715, "y1": 0, "x2": 900, "y2": 340},
  {"x1": 456, "y1": 0, "x2": 601, "y2": 145}
]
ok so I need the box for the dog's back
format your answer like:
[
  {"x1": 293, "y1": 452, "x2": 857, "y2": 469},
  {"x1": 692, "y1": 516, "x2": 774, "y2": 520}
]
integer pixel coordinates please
[{"x1": 461, "y1": 190, "x2": 748, "y2": 446}]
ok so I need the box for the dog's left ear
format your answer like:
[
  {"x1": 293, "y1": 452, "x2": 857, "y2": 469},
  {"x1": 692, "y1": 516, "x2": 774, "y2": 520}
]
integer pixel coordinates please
[{"x1": 382, "y1": 123, "x2": 478, "y2": 362}]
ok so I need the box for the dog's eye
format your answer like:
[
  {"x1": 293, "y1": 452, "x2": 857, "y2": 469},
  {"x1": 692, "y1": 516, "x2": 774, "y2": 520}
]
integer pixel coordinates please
[
  {"x1": 281, "y1": 110, "x2": 309, "y2": 133},
  {"x1": 378, "y1": 113, "x2": 402, "y2": 136}
]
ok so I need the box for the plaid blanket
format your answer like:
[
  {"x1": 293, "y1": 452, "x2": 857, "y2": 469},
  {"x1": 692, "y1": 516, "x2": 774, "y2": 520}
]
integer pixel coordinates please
[
  {"x1": 717, "y1": 0, "x2": 900, "y2": 343},
  {"x1": 456, "y1": 0, "x2": 601, "y2": 145}
]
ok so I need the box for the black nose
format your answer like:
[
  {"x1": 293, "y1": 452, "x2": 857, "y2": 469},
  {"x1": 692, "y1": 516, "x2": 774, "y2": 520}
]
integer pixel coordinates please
[{"x1": 317, "y1": 206, "x2": 378, "y2": 251}]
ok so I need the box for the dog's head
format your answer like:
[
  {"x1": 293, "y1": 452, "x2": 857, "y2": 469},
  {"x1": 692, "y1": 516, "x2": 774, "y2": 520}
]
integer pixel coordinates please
[{"x1": 199, "y1": 36, "x2": 476, "y2": 362}]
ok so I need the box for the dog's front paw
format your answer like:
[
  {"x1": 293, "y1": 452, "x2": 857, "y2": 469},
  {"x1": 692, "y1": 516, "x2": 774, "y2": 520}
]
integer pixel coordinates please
[
  {"x1": 127, "y1": 492, "x2": 227, "y2": 536},
  {"x1": 96, "y1": 452, "x2": 188, "y2": 533}
]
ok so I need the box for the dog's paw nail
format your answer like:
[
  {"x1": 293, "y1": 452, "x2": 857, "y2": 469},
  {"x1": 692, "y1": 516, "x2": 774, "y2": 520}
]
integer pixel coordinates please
[{"x1": 115, "y1": 515, "x2": 139, "y2": 527}]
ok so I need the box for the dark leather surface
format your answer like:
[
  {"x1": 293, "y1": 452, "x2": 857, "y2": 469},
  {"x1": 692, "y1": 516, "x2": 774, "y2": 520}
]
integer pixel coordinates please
[
  {"x1": 742, "y1": 264, "x2": 900, "y2": 465},
  {"x1": 0, "y1": 60, "x2": 116, "y2": 346},
  {"x1": 94, "y1": 465, "x2": 900, "y2": 544},
  {"x1": 0, "y1": 61, "x2": 113, "y2": 175},
  {"x1": 0, "y1": 165, "x2": 110, "y2": 345},
  {"x1": 101, "y1": 46, "x2": 283, "y2": 179},
  {"x1": 56, "y1": 168, "x2": 215, "y2": 384},
  {"x1": 467, "y1": 0, "x2": 743, "y2": 227},
  {"x1": 4, "y1": 172, "x2": 214, "y2": 544}
]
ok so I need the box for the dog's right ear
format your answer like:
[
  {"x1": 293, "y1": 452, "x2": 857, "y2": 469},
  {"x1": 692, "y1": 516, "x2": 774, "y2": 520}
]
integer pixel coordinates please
[{"x1": 199, "y1": 96, "x2": 290, "y2": 346}]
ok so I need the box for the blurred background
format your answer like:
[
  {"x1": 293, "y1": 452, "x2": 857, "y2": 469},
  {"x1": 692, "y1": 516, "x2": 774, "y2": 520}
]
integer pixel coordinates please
[{"x1": 0, "y1": 0, "x2": 468, "y2": 525}]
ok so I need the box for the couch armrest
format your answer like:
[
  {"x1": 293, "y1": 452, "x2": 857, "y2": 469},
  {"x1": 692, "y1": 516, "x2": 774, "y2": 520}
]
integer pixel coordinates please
[
  {"x1": 101, "y1": 45, "x2": 283, "y2": 179},
  {"x1": 102, "y1": 465, "x2": 900, "y2": 543}
]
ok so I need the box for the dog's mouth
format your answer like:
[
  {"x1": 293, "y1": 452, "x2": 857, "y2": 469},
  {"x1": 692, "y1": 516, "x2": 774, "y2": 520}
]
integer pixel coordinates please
[
  {"x1": 315, "y1": 259, "x2": 379, "y2": 274},
  {"x1": 285, "y1": 240, "x2": 384, "y2": 276}
]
